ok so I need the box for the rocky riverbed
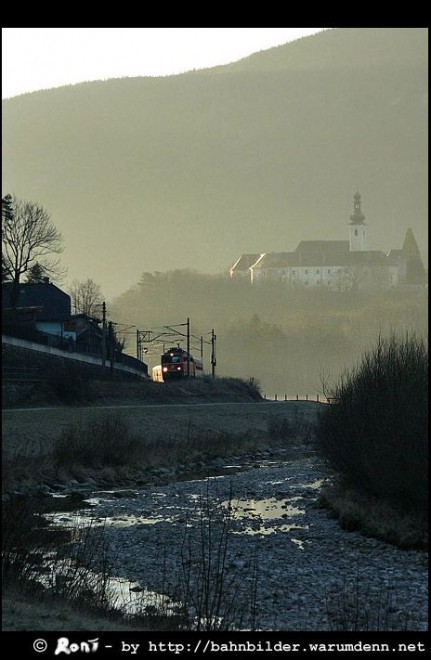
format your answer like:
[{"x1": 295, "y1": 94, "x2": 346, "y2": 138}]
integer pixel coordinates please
[{"x1": 47, "y1": 454, "x2": 428, "y2": 632}]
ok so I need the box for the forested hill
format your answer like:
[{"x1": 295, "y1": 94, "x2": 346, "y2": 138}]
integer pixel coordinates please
[{"x1": 2, "y1": 28, "x2": 427, "y2": 298}]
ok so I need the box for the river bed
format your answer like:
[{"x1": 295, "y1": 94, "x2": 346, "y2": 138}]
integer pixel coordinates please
[{"x1": 44, "y1": 456, "x2": 428, "y2": 631}]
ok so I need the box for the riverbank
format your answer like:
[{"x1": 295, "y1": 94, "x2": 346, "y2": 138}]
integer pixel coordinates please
[
  {"x1": 3, "y1": 455, "x2": 427, "y2": 632},
  {"x1": 81, "y1": 455, "x2": 428, "y2": 631},
  {"x1": 2, "y1": 399, "x2": 321, "y2": 495},
  {"x1": 2, "y1": 398, "x2": 427, "y2": 632},
  {"x1": 2, "y1": 398, "x2": 320, "y2": 631}
]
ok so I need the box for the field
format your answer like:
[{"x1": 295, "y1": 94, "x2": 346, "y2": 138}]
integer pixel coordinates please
[{"x1": 2, "y1": 399, "x2": 321, "y2": 461}]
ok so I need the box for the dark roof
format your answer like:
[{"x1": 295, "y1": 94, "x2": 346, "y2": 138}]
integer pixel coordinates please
[
  {"x1": 295, "y1": 240, "x2": 350, "y2": 254},
  {"x1": 70, "y1": 314, "x2": 103, "y2": 338},
  {"x1": 2, "y1": 282, "x2": 71, "y2": 321},
  {"x1": 252, "y1": 249, "x2": 393, "y2": 269},
  {"x1": 71, "y1": 312, "x2": 102, "y2": 324},
  {"x1": 252, "y1": 253, "x2": 292, "y2": 269},
  {"x1": 230, "y1": 254, "x2": 261, "y2": 272},
  {"x1": 387, "y1": 249, "x2": 405, "y2": 258},
  {"x1": 402, "y1": 228, "x2": 422, "y2": 259},
  {"x1": 336, "y1": 251, "x2": 390, "y2": 267}
]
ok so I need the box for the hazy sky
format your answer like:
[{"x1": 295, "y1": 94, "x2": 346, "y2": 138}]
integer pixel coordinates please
[{"x1": 2, "y1": 28, "x2": 325, "y2": 99}]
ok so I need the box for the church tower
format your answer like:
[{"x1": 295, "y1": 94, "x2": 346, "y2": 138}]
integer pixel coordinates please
[
  {"x1": 349, "y1": 192, "x2": 367, "y2": 252},
  {"x1": 401, "y1": 228, "x2": 426, "y2": 284}
]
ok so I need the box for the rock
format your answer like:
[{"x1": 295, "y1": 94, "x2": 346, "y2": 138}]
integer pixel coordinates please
[
  {"x1": 113, "y1": 490, "x2": 139, "y2": 499},
  {"x1": 37, "y1": 457, "x2": 428, "y2": 632}
]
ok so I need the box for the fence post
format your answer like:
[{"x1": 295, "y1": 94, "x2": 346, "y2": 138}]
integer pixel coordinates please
[
  {"x1": 284, "y1": 394, "x2": 287, "y2": 401},
  {"x1": 306, "y1": 394, "x2": 308, "y2": 401},
  {"x1": 317, "y1": 394, "x2": 319, "y2": 402},
  {"x1": 296, "y1": 394, "x2": 298, "y2": 401},
  {"x1": 275, "y1": 393, "x2": 278, "y2": 401}
]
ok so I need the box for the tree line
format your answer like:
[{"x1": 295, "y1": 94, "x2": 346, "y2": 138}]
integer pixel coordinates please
[{"x1": 109, "y1": 268, "x2": 428, "y2": 393}]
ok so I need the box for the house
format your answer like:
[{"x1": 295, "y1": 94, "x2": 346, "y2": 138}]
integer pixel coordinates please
[
  {"x1": 229, "y1": 193, "x2": 426, "y2": 292},
  {"x1": 2, "y1": 280, "x2": 113, "y2": 354},
  {"x1": 2, "y1": 278, "x2": 149, "y2": 378},
  {"x1": 2, "y1": 278, "x2": 74, "y2": 345},
  {"x1": 67, "y1": 313, "x2": 104, "y2": 355},
  {"x1": 229, "y1": 254, "x2": 263, "y2": 279}
]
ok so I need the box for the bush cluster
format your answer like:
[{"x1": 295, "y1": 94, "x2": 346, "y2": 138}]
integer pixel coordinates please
[
  {"x1": 316, "y1": 333, "x2": 428, "y2": 515},
  {"x1": 45, "y1": 362, "x2": 91, "y2": 403},
  {"x1": 53, "y1": 412, "x2": 142, "y2": 468}
]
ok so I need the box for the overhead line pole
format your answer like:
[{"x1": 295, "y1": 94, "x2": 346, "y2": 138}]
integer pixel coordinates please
[
  {"x1": 186, "y1": 317, "x2": 190, "y2": 377},
  {"x1": 211, "y1": 328, "x2": 216, "y2": 379},
  {"x1": 101, "y1": 301, "x2": 106, "y2": 367}
]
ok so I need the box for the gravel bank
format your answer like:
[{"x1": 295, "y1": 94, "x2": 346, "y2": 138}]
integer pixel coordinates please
[{"x1": 57, "y1": 455, "x2": 428, "y2": 631}]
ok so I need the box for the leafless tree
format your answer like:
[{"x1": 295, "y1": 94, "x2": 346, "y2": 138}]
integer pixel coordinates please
[
  {"x1": 2, "y1": 193, "x2": 64, "y2": 307},
  {"x1": 68, "y1": 278, "x2": 103, "y2": 317}
]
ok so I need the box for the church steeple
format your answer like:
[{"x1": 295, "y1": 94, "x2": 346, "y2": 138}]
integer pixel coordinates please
[
  {"x1": 349, "y1": 191, "x2": 367, "y2": 251},
  {"x1": 350, "y1": 191, "x2": 365, "y2": 225}
]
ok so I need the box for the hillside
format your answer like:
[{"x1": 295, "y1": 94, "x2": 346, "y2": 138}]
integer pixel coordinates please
[{"x1": 2, "y1": 28, "x2": 427, "y2": 298}]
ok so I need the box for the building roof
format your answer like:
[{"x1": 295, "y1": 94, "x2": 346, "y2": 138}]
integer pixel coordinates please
[
  {"x1": 251, "y1": 253, "x2": 291, "y2": 269},
  {"x1": 230, "y1": 254, "x2": 262, "y2": 272},
  {"x1": 251, "y1": 248, "x2": 391, "y2": 269},
  {"x1": 402, "y1": 228, "x2": 422, "y2": 259},
  {"x1": 335, "y1": 251, "x2": 390, "y2": 267},
  {"x1": 295, "y1": 240, "x2": 350, "y2": 254},
  {"x1": 2, "y1": 281, "x2": 71, "y2": 321}
]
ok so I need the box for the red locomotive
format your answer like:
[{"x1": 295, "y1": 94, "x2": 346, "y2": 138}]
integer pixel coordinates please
[{"x1": 152, "y1": 347, "x2": 203, "y2": 382}]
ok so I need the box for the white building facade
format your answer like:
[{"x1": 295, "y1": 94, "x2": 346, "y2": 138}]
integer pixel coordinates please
[{"x1": 229, "y1": 194, "x2": 425, "y2": 293}]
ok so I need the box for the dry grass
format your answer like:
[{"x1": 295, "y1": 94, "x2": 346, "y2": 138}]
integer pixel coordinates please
[
  {"x1": 2, "y1": 400, "x2": 322, "y2": 491},
  {"x1": 2, "y1": 589, "x2": 142, "y2": 631},
  {"x1": 318, "y1": 483, "x2": 428, "y2": 550}
]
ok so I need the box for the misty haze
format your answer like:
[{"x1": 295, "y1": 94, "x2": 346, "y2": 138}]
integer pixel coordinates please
[
  {"x1": 3, "y1": 26, "x2": 427, "y2": 395},
  {"x1": 2, "y1": 27, "x2": 428, "y2": 635}
]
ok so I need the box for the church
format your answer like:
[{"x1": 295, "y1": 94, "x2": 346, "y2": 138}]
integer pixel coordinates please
[{"x1": 229, "y1": 193, "x2": 426, "y2": 292}]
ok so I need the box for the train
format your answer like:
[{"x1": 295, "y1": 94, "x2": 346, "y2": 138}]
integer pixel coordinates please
[{"x1": 152, "y1": 346, "x2": 204, "y2": 382}]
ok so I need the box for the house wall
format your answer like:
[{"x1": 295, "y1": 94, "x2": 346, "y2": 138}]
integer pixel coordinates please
[
  {"x1": 35, "y1": 320, "x2": 76, "y2": 340},
  {"x1": 250, "y1": 264, "x2": 397, "y2": 291}
]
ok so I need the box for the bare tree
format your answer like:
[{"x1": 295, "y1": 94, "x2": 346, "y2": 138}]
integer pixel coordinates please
[
  {"x1": 68, "y1": 278, "x2": 103, "y2": 317},
  {"x1": 2, "y1": 193, "x2": 64, "y2": 307}
]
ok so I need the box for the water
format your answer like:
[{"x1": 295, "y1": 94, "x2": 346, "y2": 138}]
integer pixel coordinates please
[{"x1": 40, "y1": 464, "x2": 325, "y2": 620}]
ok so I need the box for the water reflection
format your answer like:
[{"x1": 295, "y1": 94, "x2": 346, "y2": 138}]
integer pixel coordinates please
[{"x1": 222, "y1": 496, "x2": 309, "y2": 537}]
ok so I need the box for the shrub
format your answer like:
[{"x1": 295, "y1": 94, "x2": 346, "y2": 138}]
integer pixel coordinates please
[
  {"x1": 324, "y1": 571, "x2": 416, "y2": 631},
  {"x1": 267, "y1": 416, "x2": 294, "y2": 441},
  {"x1": 45, "y1": 362, "x2": 91, "y2": 403},
  {"x1": 316, "y1": 333, "x2": 428, "y2": 515},
  {"x1": 175, "y1": 484, "x2": 259, "y2": 630},
  {"x1": 53, "y1": 412, "x2": 141, "y2": 468},
  {"x1": 2, "y1": 498, "x2": 43, "y2": 587}
]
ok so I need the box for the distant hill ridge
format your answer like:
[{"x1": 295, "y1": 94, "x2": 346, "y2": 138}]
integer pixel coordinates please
[
  {"x1": 218, "y1": 28, "x2": 427, "y2": 72},
  {"x1": 2, "y1": 28, "x2": 427, "y2": 298}
]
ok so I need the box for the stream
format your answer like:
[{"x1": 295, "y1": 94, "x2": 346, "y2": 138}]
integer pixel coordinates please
[{"x1": 42, "y1": 455, "x2": 428, "y2": 631}]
